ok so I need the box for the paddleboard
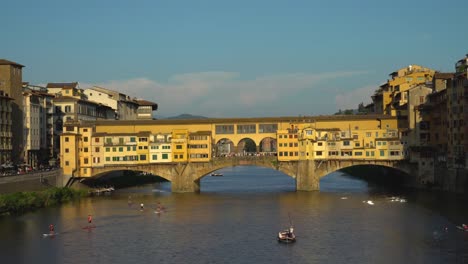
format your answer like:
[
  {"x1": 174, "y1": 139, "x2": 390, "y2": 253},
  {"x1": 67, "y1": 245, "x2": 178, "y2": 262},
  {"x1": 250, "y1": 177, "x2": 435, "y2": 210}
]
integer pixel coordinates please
[
  {"x1": 456, "y1": 226, "x2": 468, "y2": 232},
  {"x1": 42, "y1": 233, "x2": 58, "y2": 237}
]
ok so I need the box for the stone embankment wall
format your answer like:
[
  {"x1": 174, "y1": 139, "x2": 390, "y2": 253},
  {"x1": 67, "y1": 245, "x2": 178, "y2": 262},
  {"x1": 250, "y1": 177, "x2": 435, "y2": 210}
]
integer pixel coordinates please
[
  {"x1": 0, "y1": 169, "x2": 62, "y2": 194},
  {"x1": 434, "y1": 167, "x2": 468, "y2": 193}
]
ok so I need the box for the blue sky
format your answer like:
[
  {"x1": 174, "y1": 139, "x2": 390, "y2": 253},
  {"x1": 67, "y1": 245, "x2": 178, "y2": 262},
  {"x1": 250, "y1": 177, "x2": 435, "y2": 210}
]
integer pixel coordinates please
[{"x1": 2, "y1": 0, "x2": 467, "y2": 117}]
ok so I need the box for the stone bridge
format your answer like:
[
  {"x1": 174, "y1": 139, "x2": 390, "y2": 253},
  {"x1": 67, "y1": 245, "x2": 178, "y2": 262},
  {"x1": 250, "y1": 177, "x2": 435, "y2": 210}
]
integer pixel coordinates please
[{"x1": 80, "y1": 156, "x2": 413, "y2": 192}]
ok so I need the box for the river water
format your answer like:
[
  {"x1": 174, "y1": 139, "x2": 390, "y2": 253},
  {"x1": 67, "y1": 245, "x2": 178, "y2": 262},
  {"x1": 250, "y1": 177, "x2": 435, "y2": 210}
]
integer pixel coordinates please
[{"x1": 1, "y1": 166, "x2": 467, "y2": 264}]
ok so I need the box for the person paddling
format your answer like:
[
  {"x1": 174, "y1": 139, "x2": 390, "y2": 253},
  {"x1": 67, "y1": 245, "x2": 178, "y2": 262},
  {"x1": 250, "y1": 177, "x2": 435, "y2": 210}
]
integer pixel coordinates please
[
  {"x1": 49, "y1": 224, "x2": 55, "y2": 234},
  {"x1": 462, "y1": 224, "x2": 468, "y2": 231},
  {"x1": 156, "y1": 202, "x2": 165, "y2": 213},
  {"x1": 87, "y1": 214, "x2": 93, "y2": 227}
]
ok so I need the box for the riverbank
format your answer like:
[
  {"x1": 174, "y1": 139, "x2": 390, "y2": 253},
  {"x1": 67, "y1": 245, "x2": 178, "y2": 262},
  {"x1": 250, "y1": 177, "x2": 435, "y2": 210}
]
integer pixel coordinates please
[{"x1": 0, "y1": 187, "x2": 88, "y2": 216}]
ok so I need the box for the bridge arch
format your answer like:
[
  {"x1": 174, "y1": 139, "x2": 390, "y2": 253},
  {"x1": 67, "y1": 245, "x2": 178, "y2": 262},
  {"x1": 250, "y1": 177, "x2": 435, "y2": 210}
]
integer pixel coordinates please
[
  {"x1": 78, "y1": 158, "x2": 412, "y2": 193},
  {"x1": 259, "y1": 136, "x2": 277, "y2": 153},
  {"x1": 237, "y1": 137, "x2": 258, "y2": 154},
  {"x1": 330, "y1": 164, "x2": 410, "y2": 186}
]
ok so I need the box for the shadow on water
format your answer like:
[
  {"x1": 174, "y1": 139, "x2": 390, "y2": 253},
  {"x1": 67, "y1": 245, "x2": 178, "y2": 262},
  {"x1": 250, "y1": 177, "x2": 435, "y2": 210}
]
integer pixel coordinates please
[{"x1": 336, "y1": 166, "x2": 468, "y2": 227}]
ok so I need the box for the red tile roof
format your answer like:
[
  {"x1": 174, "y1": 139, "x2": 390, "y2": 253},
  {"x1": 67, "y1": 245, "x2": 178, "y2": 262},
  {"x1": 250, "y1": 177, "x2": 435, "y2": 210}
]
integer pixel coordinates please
[{"x1": 0, "y1": 59, "x2": 25, "y2": 68}]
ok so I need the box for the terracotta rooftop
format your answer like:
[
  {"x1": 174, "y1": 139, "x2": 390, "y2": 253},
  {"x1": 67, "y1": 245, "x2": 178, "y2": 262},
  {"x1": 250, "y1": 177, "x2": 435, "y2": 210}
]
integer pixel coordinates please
[
  {"x1": 434, "y1": 72, "x2": 454, "y2": 79},
  {"x1": 0, "y1": 59, "x2": 25, "y2": 68},
  {"x1": 137, "y1": 99, "x2": 158, "y2": 110},
  {"x1": 46, "y1": 82, "x2": 78, "y2": 89}
]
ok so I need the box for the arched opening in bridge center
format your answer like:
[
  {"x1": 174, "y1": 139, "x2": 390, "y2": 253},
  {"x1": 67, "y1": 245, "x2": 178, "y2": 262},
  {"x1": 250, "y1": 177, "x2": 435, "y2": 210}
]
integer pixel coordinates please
[
  {"x1": 215, "y1": 138, "x2": 235, "y2": 157},
  {"x1": 259, "y1": 137, "x2": 277, "y2": 154},
  {"x1": 237, "y1": 138, "x2": 257, "y2": 155},
  {"x1": 79, "y1": 170, "x2": 169, "y2": 190},
  {"x1": 320, "y1": 165, "x2": 409, "y2": 193},
  {"x1": 200, "y1": 166, "x2": 295, "y2": 193}
]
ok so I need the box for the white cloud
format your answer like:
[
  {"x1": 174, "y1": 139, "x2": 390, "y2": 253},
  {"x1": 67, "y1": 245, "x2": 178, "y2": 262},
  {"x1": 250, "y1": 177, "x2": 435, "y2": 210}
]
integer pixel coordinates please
[
  {"x1": 81, "y1": 70, "x2": 368, "y2": 117},
  {"x1": 335, "y1": 85, "x2": 375, "y2": 110}
]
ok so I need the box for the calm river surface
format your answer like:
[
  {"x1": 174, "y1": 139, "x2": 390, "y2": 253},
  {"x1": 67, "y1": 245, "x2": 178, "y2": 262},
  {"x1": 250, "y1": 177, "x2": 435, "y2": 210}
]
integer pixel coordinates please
[{"x1": 1, "y1": 166, "x2": 468, "y2": 264}]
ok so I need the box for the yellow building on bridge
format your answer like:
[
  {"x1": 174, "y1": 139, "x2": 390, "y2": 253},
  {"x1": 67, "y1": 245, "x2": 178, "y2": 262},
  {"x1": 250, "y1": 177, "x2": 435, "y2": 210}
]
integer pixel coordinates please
[{"x1": 60, "y1": 115, "x2": 404, "y2": 179}]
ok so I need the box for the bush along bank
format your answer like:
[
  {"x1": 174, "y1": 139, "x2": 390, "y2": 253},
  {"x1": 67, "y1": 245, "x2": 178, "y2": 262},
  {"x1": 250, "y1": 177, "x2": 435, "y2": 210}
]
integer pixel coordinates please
[{"x1": 0, "y1": 187, "x2": 88, "y2": 216}]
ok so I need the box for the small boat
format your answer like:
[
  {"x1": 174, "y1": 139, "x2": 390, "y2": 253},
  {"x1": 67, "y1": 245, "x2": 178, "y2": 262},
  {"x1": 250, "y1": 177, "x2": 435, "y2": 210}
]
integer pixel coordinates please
[
  {"x1": 278, "y1": 226, "x2": 296, "y2": 243},
  {"x1": 211, "y1": 173, "x2": 223, "y2": 177}
]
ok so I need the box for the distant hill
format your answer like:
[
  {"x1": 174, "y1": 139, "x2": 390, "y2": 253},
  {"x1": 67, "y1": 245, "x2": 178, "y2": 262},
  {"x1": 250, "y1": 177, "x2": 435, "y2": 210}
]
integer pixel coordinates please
[{"x1": 164, "y1": 114, "x2": 209, "y2": 120}]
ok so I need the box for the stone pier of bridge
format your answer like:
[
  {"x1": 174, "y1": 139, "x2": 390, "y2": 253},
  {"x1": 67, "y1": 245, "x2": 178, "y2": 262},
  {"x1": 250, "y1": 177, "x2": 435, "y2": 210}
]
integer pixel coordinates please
[{"x1": 84, "y1": 157, "x2": 409, "y2": 193}]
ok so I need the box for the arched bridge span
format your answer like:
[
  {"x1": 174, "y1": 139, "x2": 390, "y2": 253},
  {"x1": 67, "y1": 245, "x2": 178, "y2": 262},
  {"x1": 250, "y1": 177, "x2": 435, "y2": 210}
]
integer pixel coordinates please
[{"x1": 80, "y1": 157, "x2": 412, "y2": 192}]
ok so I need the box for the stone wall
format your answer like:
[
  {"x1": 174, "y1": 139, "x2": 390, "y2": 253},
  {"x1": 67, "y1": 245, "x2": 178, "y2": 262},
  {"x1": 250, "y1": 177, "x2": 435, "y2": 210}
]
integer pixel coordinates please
[{"x1": 0, "y1": 169, "x2": 61, "y2": 194}]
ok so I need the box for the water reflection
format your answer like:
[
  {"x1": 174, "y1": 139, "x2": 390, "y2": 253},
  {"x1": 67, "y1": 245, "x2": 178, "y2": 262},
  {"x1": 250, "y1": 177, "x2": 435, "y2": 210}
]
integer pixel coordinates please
[{"x1": 0, "y1": 166, "x2": 467, "y2": 264}]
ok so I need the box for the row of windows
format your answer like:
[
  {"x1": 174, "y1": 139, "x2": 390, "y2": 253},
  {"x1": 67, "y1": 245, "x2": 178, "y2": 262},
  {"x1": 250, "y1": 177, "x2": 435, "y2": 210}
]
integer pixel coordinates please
[
  {"x1": 278, "y1": 134, "x2": 298, "y2": 139},
  {"x1": 307, "y1": 150, "x2": 400, "y2": 157},
  {"x1": 105, "y1": 146, "x2": 137, "y2": 152},
  {"x1": 278, "y1": 143, "x2": 298, "y2": 147},
  {"x1": 190, "y1": 135, "x2": 208, "y2": 140},
  {"x1": 215, "y1": 124, "x2": 279, "y2": 134},
  {"x1": 150, "y1": 145, "x2": 171, "y2": 150},
  {"x1": 189, "y1": 154, "x2": 209, "y2": 158},
  {"x1": 278, "y1": 152, "x2": 299, "y2": 157},
  {"x1": 188, "y1": 144, "x2": 208, "y2": 149}
]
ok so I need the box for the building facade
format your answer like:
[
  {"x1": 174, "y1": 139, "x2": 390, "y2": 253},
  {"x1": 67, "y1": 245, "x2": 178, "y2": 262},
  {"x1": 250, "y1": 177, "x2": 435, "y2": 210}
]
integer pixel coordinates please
[
  {"x1": 59, "y1": 116, "x2": 403, "y2": 178},
  {"x1": 0, "y1": 90, "x2": 13, "y2": 164},
  {"x1": 136, "y1": 100, "x2": 158, "y2": 120},
  {"x1": 0, "y1": 59, "x2": 24, "y2": 162},
  {"x1": 83, "y1": 86, "x2": 140, "y2": 120}
]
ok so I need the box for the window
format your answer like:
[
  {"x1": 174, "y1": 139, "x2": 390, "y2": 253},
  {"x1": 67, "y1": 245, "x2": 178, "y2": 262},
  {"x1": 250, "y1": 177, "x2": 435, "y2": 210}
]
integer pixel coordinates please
[
  {"x1": 119, "y1": 147, "x2": 123, "y2": 152},
  {"x1": 259, "y1": 124, "x2": 278, "y2": 133},
  {"x1": 366, "y1": 132, "x2": 371, "y2": 137},
  {"x1": 176, "y1": 145, "x2": 182, "y2": 149},
  {"x1": 162, "y1": 154, "x2": 168, "y2": 159},
  {"x1": 139, "y1": 155, "x2": 146, "y2": 161},
  {"x1": 343, "y1": 141, "x2": 350, "y2": 146},
  {"x1": 84, "y1": 158, "x2": 89, "y2": 164},
  {"x1": 130, "y1": 137, "x2": 136, "y2": 142},
  {"x1": 84, "y1": 137, "x2": 88, "y2": 142},
  {"x1": 84, "y1": 147, "x2": 88, "y2": 152},
  {"x1": 65, "y1": 161, "x2": 69, "y2": 166},
  {"x1": 106, "y1": 147, "x2": 110, "y2": 152},
  {"x1": 215, "y1": 125, "x2": 234, "y2": 134},
  {"x1": 95, "y1": 138, "x2": 100, "y2": 143},
  {"x1": 106, "y1": 157, "x2": 110, "y2": 162},
  {"x1": 95, "y1": 147, "x2": 99, "y2": 152},
  {"x1": 380, "y1": 150, "x2": 385, "y2": 156},
  {"x1": 152, "y1": 154, "x2": 157, "y2": 160},
  {"x1": 316, "y1": 151, "x2": 322, "y2": 156},
  {"x1": 65, "y1": 148, "x2": 69, "y2": 153},
  {"x1": 65, "y1": 137, "x2": 69, "y2": 142},
  {"x1": 237, "y1": 124, "x2": 256, "y2": 134}
]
